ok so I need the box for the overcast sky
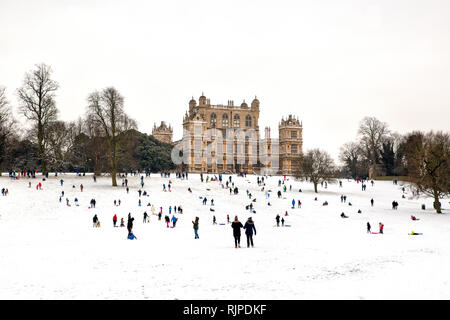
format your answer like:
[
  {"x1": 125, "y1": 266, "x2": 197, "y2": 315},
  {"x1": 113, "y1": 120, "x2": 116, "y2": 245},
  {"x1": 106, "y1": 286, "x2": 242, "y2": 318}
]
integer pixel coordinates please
[{"x1": 1, "y1": 0, "x2": 449, "y2": 162}]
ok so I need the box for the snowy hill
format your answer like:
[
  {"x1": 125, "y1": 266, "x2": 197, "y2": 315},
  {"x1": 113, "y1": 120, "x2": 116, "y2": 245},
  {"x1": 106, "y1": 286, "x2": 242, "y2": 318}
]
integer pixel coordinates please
[{"x1": 0, "y1": 173, "x2": 449, "y2": 299}]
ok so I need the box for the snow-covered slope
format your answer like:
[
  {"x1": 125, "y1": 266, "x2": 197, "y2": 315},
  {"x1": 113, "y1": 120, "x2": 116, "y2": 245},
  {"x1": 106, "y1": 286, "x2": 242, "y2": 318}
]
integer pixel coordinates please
[{"x1": 0, "y1": 173, "x2": 449, "y2": 299}]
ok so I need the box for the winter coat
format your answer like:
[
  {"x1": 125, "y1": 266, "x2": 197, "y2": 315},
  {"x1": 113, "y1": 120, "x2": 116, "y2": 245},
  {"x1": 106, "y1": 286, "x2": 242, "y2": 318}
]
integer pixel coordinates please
[
  {"x1": 127, "y1": 218, "x2": 134, "y2": 229},
  {"x1": 231, "y1": 220, "x2": 244, "y2": 236},
  {"x1": 244, "y1": 221, "x2": 256, "y2": 235},
  {"x1": 192, "y1": 219, "x2": 199, "y2": 230}
]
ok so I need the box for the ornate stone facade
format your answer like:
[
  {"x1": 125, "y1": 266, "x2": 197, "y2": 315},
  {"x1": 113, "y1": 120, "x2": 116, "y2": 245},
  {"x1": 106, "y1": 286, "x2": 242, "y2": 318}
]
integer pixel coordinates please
[
  {"x1": 152, "y1": 121, "x2": 173, "y2": 144},
  {"x1": 179, "y1": 94, "x2": 302, "y2": 175}
]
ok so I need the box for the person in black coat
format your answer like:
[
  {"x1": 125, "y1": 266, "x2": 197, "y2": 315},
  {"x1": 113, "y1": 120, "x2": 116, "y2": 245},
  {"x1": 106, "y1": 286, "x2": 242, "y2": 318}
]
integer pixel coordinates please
[
  {"x1": 231, "y1": 216, "x2": 244, "y2": 248},
  {"x1": 143, "y1": 211, "x2": 148, "y2": 223},
  {"x1": 243, "y1": 217, "x2": 257, "y2": 247},
  {"x1": 276, "y1": 214, "x2": 280, "y2": 227},
  {"x1": 93, "y1": 214, "x2": 98, "y2": 227},
  {"x1": 127, "y1": 216, "x2": 134, "y2": 233}
]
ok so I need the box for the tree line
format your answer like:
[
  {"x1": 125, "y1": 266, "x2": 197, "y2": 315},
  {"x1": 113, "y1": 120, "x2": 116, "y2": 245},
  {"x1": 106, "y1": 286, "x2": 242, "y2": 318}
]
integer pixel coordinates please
[
  {"x1": 1, "y1": 64, "x2": 448, "y2": 211},
  {"x1": 0, "y1": 63, "x2": 176, "y2": 186},
  {"x1": 294, "y1": 116, "x2": 449, "y2": 213}
]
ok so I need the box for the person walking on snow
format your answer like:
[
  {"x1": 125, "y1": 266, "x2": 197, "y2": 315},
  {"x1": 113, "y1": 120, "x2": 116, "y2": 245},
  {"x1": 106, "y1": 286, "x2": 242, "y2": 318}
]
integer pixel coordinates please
[
  {"x1": 93, "y1": 214, "x2": 98, "y2": 227},
  {"x1": 192, "y1": 217, "x2": 199, "y2": 239},
  {"x1": 171, "y1": 215, "x2": 178, "y2": 227},
  {"x1": 231, "y1": 216, "x2": 244, "y2": 248},
  {"x1": 276, "y1": 214, "x2": 280, "y2": 227},
  {"x1": 127, "y1": 216, "x2": 134, "y2": 233},
  {"x1": 113, "y1": 214, "x2": 117, "y2": 227},
  {"x1": 367, "y1": 222, "x2": 371, "y2": 233},
  {"x1": 143, "y1": 211, "x2": 148, "y2": 223},
  {"x1": 165, "y1": 215, "x2": 170, "y2": 228},
  {"x1": 243, "y1": 217, "x2": 257, "y2": 248}
]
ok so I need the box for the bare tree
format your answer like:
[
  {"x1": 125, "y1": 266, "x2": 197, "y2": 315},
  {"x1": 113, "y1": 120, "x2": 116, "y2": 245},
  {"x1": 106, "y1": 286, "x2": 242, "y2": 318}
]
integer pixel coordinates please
[
  {"x1": 43, "y1": 120, "x2": 73, "y2": 171},
  {"x1": 404, "y1": 131, "x2": 450, "y2": 213},
  {"x1": 87, "y1": 87, "x2": 137, "y2": 186},
  {"x1": 16, "y1": 63, "x2": 59, "y2": 174},
  {"x1": 339, "y1": 141, "x2": 365, "y2": 178},
  {"x1": 295, "y1": 148, "x2": 337, "y2": 193},
  {"x1": 0, "y1": 86, "x2": 17, "y2": 170},
  {"x1": 358, "y1": 117, "x2": 390, "y2": 179}
]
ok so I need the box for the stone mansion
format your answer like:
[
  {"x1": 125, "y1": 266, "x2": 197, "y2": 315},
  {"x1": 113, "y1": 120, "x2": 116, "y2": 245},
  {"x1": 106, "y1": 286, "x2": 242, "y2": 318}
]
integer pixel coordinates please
[{"x1": 152, "y1": 94, "x2": 303, "y2": 175}]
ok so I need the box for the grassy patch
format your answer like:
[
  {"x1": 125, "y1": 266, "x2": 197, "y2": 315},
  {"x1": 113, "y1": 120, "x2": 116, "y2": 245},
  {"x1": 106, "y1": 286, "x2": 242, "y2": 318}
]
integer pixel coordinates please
[{"x1": 375, "y1": 176, "x2": 412, "y2": 182}]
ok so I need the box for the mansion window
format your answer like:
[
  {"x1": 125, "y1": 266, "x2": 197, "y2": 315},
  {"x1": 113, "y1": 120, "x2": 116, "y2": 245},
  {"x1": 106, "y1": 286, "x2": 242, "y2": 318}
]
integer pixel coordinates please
[
  {"x1": 222, "y1": 114, "x2": 229, "y2": 127},
  {"x1": 210, "y1": 113, "x2": 217, "y2": 126},
  {"x1": 291, "y1": 131, "x2": 297, "y2": 139},
  {"x1": 245, "y1": 115, "x2": 252, "y2": 127},
  {"x1": 291, "y1": 144, "x2": 298, "y2": 154},
  {"x1": 233, "y1": 114, "x2": 240, "y2": 127}
]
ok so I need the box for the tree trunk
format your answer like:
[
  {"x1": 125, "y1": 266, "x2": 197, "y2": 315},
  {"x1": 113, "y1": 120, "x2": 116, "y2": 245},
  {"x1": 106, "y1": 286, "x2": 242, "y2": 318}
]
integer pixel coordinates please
[
  {"x1": 37, "y1": 123, "x2": 47, "y2": 175},
  {"x1": 314, "y1": 182, "x2": 318, "y2": 193},
  {"x1": 433, "y1": 190, "x2": 442, "y2": 213},
  {"x1": 110, "y1": 139, "x2": 117, "y2": 187}
]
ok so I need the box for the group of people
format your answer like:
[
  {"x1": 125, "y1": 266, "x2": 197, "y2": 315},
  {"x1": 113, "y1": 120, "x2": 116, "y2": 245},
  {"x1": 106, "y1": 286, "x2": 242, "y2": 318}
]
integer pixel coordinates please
[
  {"x1": 8, "y1": 168, "x2": 426, "y2": 247},
  {"x1": 275, "y1": 214, "x2": 286, "y2": 227},
  {"x1": 392, "y1": 201, "x2": 399, "y2": 210},
  {"x1": 1, "y1": 188, "x2": 9, "y2": 196},
  {"x1": 8, "y1": 169, "x2": 37, "y2": 179}
]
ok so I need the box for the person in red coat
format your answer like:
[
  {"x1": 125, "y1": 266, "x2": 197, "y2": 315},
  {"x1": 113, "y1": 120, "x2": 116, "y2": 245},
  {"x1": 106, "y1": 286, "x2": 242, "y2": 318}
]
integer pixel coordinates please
[
  {"x1": 113, "y1": 214, "x2": 118, "y2": 227},
  {"x1": 379, "y1": 222, "x2": 384, "y2": 234}
]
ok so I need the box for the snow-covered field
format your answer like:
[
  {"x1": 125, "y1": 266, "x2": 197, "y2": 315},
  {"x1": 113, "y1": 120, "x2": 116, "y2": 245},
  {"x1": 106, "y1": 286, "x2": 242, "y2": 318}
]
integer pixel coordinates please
[{"x1": 0, "y1": 173, "x2": 449, "y2": 299}]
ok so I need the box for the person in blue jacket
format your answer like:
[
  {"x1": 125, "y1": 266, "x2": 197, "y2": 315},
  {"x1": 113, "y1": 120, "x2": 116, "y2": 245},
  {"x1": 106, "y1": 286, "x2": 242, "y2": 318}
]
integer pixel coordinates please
[
  {"x1": 171, "y1": 215, "x2": 178, "y2": 227},
  {"x1": 243, "y1": 217, "x2": 257, "y2": 248},
  {"x1": 127, "y1": 232, "x2": 137, "y2": 240}
]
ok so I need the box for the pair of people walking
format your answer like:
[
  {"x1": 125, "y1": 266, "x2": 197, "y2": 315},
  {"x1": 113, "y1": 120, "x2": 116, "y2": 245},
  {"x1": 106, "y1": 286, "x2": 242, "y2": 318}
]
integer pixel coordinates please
[
  {"x1": 231, "y1": 216, "x2": 256, "y2": 248},
  {"x1": 191, "y1": 215, "x2": 257, "y2": 248}
]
